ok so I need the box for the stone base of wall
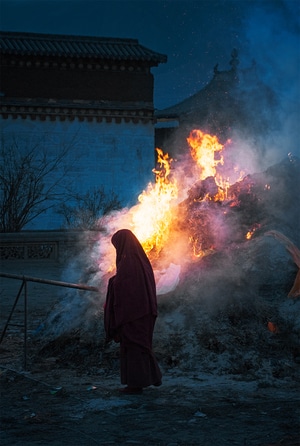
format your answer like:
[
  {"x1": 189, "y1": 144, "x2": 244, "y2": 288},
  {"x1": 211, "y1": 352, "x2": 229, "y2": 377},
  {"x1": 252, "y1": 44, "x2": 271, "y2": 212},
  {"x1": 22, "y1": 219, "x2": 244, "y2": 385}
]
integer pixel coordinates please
[
  {"x1": 0, "y1": 230, "x2": 104, "y2": 340},
  {"x1": 0, "y1": 231, "x2": 100, "y2": 263}
]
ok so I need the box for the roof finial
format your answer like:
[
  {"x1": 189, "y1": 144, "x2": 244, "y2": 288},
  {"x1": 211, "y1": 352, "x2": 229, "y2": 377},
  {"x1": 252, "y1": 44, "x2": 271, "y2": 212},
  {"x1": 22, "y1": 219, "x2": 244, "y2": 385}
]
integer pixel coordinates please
[{"x1": 230, "y1": 48, "x2": 239, "y2": 71}]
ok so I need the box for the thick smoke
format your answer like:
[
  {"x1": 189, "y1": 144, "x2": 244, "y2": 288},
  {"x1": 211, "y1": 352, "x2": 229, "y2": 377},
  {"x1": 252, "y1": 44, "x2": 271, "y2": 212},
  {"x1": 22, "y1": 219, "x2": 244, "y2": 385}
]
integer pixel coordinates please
[
  {"x1": 238, "y1": 0, "x2": 300, "y2": 164},
  {"x1": 37, "y1": 2, "x2": 300, "y2": 377},
  {"x1": 38, "y1": 140, "x2": 299, "y2": 363}
]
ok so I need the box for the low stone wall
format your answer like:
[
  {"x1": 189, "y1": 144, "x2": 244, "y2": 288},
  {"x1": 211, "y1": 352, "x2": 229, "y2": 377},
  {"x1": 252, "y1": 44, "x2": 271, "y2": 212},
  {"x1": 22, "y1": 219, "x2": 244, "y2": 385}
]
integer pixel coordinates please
[
  {"x1": 0, "y1": 230, "x2": 100, "y2": 263},
  {"x1": 0, "y1": 230, "x2": 102, "y2": 332}
]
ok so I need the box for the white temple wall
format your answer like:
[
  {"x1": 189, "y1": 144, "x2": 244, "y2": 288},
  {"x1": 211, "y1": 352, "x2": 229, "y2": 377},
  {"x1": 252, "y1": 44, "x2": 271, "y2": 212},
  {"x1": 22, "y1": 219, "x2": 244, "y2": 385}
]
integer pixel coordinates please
[{"x1": 1, "y1": 117, "x2": 156, "y2": 230}]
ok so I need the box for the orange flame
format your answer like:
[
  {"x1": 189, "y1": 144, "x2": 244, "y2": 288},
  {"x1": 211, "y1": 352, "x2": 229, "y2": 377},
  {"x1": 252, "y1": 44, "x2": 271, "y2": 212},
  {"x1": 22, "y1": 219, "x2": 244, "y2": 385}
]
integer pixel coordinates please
[
  {"x1": 245, "y1": 223, "x2": 261, "y2": 240},
  {"x1": 187, "y1": 129, "x2": 224, "y2": 180},
  {"x1": 131, "y1": 148, "x2": 178, "y2": 256},
  {"x1": 128, "y1": 129, "x2": 245, "y2": 260},
  {"x1": 267, "y1": 321, "x2": 279, "y2": 333},
  {"x1": 186, "y1": 129, "x2": 244, "y2": 201}
]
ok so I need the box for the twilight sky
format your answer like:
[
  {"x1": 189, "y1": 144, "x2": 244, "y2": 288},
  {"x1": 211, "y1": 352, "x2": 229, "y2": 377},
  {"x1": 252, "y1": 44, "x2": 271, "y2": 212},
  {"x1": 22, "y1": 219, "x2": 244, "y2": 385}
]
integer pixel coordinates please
[{"x1": 0, "y1": 0, "x2": 299, "y2": 112}]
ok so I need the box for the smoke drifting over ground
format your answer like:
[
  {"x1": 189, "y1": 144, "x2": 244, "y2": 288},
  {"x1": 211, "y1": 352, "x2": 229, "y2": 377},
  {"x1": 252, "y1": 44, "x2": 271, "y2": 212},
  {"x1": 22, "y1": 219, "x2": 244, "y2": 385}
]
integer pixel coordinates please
[
  {"x1": 36, "y1": 1, "x2": 300, "y2": 378},
  {"x1": 39, "y1": 137, "x2": 300, "y2": 380}
]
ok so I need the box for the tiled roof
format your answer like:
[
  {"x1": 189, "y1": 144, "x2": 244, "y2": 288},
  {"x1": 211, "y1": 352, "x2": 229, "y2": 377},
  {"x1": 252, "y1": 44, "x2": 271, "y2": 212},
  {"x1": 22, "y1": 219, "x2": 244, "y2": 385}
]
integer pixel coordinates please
[
  {"x1": 156, "y1": 70, "x2": 237, "y2": 118},
  {"x1": 0, "y1": 31, "x2": 167, "y2": 64}
]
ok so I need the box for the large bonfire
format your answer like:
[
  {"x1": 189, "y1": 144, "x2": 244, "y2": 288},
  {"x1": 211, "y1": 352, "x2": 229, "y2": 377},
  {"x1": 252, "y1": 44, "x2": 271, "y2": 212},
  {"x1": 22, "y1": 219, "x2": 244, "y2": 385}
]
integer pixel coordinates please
[
  {"x1": 116, "y1": 129, "x2": 247, "y2": 262},
  {"x1": 38, "y1": 129, "x2": 300, "y2": 379}
]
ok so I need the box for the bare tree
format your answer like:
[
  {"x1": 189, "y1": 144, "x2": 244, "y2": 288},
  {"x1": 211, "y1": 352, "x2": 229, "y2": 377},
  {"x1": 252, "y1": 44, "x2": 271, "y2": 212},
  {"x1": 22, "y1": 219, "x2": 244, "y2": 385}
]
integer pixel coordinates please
[
  {"x1": 0, "y1": 135, "x2": 70, "y2": 232},
  {"x1": 58, "y1": 186, "x2": 121, "y2": 230}
]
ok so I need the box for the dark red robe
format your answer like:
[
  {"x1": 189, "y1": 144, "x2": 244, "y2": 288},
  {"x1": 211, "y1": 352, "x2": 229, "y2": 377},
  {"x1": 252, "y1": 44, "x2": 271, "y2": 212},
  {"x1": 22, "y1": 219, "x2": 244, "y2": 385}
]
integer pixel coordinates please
[{"x1": 104, "y1": 229, "x2": 162, "y2": 388}]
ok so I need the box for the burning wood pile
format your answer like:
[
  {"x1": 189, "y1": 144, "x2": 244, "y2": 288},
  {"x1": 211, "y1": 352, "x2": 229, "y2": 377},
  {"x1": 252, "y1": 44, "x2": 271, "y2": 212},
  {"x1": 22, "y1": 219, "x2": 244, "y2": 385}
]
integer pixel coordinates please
[{"x1": 35, "y1": 129, "x2": 300, "y2": 380}]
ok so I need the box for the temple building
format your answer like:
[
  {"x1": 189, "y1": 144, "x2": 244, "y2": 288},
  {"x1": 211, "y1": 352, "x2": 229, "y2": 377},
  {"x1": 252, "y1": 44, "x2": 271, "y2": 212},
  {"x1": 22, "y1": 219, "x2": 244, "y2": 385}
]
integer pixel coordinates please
[
  {"x1": 155, "y1": 49, "x2": 277, "y2": 158},
  {"x1": 0, "y1": 31, "x2": 167, "y2": 230}
]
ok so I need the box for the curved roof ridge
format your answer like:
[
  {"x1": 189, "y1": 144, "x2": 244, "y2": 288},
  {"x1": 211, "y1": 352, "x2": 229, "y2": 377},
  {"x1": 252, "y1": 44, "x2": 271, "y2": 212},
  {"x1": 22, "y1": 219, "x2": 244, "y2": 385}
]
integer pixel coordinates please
[{"x1": 0, "y1": 30, "x2": 167, "y2": 64}]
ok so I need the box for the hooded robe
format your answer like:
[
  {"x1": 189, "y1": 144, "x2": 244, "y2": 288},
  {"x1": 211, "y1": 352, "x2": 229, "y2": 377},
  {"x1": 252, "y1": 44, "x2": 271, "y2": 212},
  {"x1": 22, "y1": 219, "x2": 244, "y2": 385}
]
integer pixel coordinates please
[{"x1": 104, "y1": 229, "x2": 162, "y2": 388}]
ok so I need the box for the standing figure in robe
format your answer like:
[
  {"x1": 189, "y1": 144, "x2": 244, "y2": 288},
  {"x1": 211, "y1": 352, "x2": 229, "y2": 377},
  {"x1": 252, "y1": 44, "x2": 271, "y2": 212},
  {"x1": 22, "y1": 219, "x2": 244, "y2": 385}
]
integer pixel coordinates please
[{"x1": 104, "y1": 229, "x2": 162, "y2": 394}]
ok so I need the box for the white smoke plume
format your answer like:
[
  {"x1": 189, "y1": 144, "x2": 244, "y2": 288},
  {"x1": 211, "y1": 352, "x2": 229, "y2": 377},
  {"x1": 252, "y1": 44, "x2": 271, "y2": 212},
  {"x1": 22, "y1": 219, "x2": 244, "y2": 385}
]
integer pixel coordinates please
[{"x1": 238, "y1": 0, "x2": 300, "y2": 164}]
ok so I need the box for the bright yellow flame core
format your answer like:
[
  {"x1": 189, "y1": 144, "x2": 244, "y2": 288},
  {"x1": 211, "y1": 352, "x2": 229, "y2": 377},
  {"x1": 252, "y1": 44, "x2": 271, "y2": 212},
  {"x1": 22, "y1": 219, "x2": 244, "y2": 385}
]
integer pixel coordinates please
[
  {"x1": 187, "y1": 129, "x2": 224, "y2": 180},
  {"x1": 187, "y1": 129, "x2": 244, "y2": 202},
  {"x1": 132, "y1": 148, "x2": 178, "y2": 255}
]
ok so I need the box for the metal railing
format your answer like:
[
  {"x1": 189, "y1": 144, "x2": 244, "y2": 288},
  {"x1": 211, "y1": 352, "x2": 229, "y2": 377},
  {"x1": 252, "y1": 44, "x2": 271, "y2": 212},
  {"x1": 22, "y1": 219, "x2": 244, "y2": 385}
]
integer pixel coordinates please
[{"x1": 0, "y1": 272, "x2": 99, "y2": 370}]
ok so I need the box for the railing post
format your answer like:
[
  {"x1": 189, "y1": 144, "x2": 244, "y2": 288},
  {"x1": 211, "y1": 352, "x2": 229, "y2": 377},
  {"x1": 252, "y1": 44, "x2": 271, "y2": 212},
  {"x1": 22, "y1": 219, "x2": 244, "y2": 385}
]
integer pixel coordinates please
[
  {"x1": 24, "y1": 279, "x2": 28, "y2": 370},
  {"x1": 0, "y1": 271, "x2": 100, "y2": 371},
  {"x1": 0, "y1": 280, "x2": 25, "y2": 344}
]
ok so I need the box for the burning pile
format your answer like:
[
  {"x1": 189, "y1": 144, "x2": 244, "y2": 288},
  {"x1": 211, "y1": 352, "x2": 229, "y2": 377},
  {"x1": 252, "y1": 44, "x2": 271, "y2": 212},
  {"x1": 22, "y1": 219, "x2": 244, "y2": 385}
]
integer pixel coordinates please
[
  {"x1": 37, "y1": 129, "x2": 300, "y2": 379},
  {"x1": 120, "y1": 129, "x2": 247, "y2": 264},
  {"x1": 126, "y1": 129, "x2": 271, "y2": 264}
]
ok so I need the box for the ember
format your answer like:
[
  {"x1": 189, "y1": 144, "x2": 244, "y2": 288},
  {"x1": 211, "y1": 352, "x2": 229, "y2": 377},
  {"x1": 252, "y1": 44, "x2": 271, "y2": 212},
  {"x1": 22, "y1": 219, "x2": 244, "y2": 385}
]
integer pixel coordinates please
[
  {"x1": 246, "y1": 223, "x2": 261, "y2": 240},
  {"x1": 268, "y1": 321, "x2": 279, "y2": 333}
]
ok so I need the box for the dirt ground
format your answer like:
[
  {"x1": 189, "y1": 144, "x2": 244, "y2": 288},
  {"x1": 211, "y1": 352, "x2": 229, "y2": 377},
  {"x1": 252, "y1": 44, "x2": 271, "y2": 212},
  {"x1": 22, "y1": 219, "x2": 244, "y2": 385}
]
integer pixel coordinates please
[
  {"x1": 0, "y1": 346, "x2": 299, "y2": 446},
  {"x1": 0, "y1": 261, "x2": 300, "y2": 446}
]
